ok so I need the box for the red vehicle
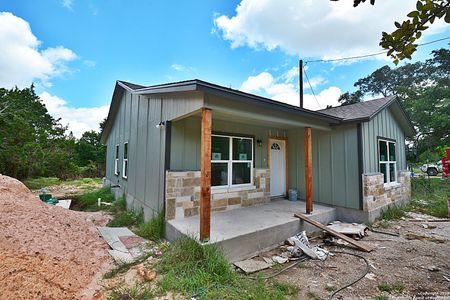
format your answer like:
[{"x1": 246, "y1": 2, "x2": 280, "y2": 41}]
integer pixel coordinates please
[{"x1": 442, "y1": 148, "x2": 450, "y2": 177}]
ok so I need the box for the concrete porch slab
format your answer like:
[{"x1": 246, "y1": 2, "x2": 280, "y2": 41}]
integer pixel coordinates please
[{"x1": 166, "y1": 199, "x2": 337, "y2": 262}]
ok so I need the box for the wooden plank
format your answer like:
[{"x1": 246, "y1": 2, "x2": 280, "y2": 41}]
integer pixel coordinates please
[
  {"x1": 294, "y1": 213, "x2": 373, "y2": 252},
  {"x1": 304, "y1": 127, "x2": 313, "y2": 214},
  {"x1": 200, "y1": 108, "x2": 212, "y2": 241}
]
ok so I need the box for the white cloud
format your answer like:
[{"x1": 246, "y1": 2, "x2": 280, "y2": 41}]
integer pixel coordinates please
[
  {"x1": 240, "y1": 69, "x2": 341, "y2": 110},
  {"x1": 0, "y1": 12, "x2": 77, "y2": 88},
  {"x1": 171, "y1": 63, "x2": 186, "y2": 72},
  {"x1": 61, "y1": 0, "x2": 73, "y2": 10},
  {"x1": 39, "y1": 92, "x2": 109, "y2": 138},
  {"x1": 214, "y1": 0, "x2": 426, "y2": 60}
]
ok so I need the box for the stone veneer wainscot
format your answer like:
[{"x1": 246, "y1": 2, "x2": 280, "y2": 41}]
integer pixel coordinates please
[
  {"x1": 165, "y1": 169, "x2": 270, "y2": 220},
  {"x1": 362, "y1": 170, "x2": 411, "y2": 212}
]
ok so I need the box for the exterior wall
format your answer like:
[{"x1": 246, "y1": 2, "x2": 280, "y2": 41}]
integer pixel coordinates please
[
  {"x1": 165, "y1": 169, "x2": 270, "y2": 220},
  {"x1": 288, "y1": 125, "x2": 360, "y2": 209},
  {"x1": 170, "y1": 117, "x2": 288, "y2": 171},
  {"x1": 104, "y1": 90, "x2": 203, "y2": 220},
  {"x1": 362, "y1": 171, "x2": 411, "y2": 213},
  {"x1": 361, "y1": 107, "x2": 407, "y2": 173}
]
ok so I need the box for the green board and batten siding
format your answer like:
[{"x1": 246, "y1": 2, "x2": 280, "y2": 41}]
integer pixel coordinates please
[
  {"x1": 288, "y1": 125, "x2": 360, "y2": 209},
  {"x1": 361, "y1": 107, "x2": 406, "y2": 173},
  {"x1": 105, "y1": 90, "x2": 203, "y2": 218},
  {"x1": 170, "y1": 117, "x2": 288, "y2": 170}
]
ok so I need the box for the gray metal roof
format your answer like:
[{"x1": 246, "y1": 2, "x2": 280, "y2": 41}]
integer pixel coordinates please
[
  {"x1": 318, "y1": 96, "x2": 396, "y2": 122},
  {"x1": 117, "y1": 80, "x2": 146, "y2": 90}
]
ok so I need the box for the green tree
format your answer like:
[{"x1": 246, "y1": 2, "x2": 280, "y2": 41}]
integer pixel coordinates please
[
  {"x1": 347, "y1": 48, "x2": 450, "y2": 161},
  {"x1": 77, "y1": 130, "x2": 106, "y2": 177},
  {"x1": 337, "y1": 90, "x2": 364, "y2": 106}
]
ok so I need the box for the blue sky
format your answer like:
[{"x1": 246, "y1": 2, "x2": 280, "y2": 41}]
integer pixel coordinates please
[{"x1": 0, "y1": 0, "x2": 448, "y2": 137}]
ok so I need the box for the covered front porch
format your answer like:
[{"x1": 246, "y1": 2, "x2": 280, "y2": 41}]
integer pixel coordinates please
[{"x1": 166, "y1": 198, "x2": 336, "y2": 262}]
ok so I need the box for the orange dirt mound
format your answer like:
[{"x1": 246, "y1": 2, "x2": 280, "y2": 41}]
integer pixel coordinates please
[{"x1": 0, "y1": 175, "x2": 111, "y2": 300}]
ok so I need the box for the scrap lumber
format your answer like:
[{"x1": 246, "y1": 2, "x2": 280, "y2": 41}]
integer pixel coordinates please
[{"x1": 294, "y1": 214, "x2": 373, "y2": 252}]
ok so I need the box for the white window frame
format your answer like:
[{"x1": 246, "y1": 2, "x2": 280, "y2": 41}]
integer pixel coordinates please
[
  {"x1": 211, "y1": 134, "x2": 254, "y2": 189},
  {"x1": 114, "y1": 144, "x2": 119, "y2": 176},
  {"x1": 378, "y1": 138, "x2": 397, "y2": 184},
  {"x1": 122, "y1": 142, "x2": 128, "y2": 179}
]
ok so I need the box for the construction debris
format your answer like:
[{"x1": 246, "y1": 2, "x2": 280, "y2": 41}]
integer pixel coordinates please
[
  {"x1": 234, "y1": 259, "x2": 273, "y2": 274},
  {"x1": 97, "y1": 227, "x2": 149, "y2": 263},
  {"x1": 294, "y1": 214, "x2": 373, "y2": 252},
  {"x1": 327, "y1": 221, "x2": 368, "y2": 239},
  {"x1": 289, "y1": 231, "x2": 329, "y2": 260}
]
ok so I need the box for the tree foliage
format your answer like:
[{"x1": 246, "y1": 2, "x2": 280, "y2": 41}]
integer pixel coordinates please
[
  {"x1": 343, "y1": 48, "x2": 450, "y2": 161},
  {"x1": 0, "y1": 86, "x2": 106, "y2": 180}
]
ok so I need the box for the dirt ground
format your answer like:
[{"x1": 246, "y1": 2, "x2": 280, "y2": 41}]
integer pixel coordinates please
[
  {"x1": 259, "y1": 216, "x2": 450, "y2": 299},
  {"x1": 0, "y1": 175, "x2": 112, "y2": 300}
]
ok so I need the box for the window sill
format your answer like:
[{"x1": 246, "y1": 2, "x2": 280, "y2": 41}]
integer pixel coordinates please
[
  {"x1": 211, "y1": 185, "x2": 256, "y2": 194},
  {"x1": 383, "y1": 182, "x2": 401, "y2": 190}
]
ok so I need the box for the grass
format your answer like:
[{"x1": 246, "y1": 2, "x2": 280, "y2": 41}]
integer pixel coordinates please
[
  {"x1": 136, "y1": 211, "x2": 165, "y2": 241},
  {"x1": 75, "y1": 186, "x2": 115, "y2": 211},
  {"x1": 409, "y1": 177, "x2": 449, "y2": 218},
  {"x1": 107, "y1": 210, "x2": 144, "y2": 227},
  {"x1": 377, "y1": 282, "x2": 405, "y2": 293},
  {"x1": 23, "y1": 176, "x2": 101, "y2": 190},
  {"x1": 107, "y1": 282, "x2": 154, "y2": 300},
  {"x1": 378, "y1": 177, "x2": 449, "y2": 221},
  {"x1": 155, "y1": 236, "x2": 298, "y2": 299}
]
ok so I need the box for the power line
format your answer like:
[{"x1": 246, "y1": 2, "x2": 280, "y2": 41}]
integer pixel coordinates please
[
  {"x1": 303, "y1": 68, "x2": 322, "y2": 109},
  {"x1": 305, "y1": 36, "x2": 450, "y2": 64}
]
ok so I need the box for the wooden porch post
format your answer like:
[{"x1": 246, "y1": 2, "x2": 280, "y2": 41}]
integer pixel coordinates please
[
  {"x1": 200, "y1": 108, "x2": 212, "y2": 241},
  {"x1": 304, "y1": 127, "x2": 313, "y2": 214}
]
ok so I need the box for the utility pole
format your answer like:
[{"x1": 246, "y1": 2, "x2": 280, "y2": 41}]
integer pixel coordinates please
[{"x1": 299, "y1": 59, "x2": 304, "y2": 108}]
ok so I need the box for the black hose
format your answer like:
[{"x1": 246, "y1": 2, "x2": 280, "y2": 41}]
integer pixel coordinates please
[{"x1": 329, "y1": 251, "x2": 371, "y2": 300}]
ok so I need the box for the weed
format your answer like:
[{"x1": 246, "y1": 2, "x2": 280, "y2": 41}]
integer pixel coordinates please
[
  {"x1": 373, "y1": 296, "x2": 389, "y2": 300},
  {"x1": 107, "y1": 282, "x2": 154, "y2": 300},
  {"x1": 76, "y1": 187, "x2": 115, "y2": 211},
  {"x1": 107, "y1": 210, "x2": 144, "y2": 227},
  {"x1": 306, "y1": 290, "x2": 322, "y2": 300},
  {"x1": 156, "y1": 237, "x2": 297, "y2": 299},
  {"x1": 109, "y1": 197, "x2": 127, "y2": 214},
  {"x1": 377, "y1": 282, "x2": 405, "y2": 293},
  {"x1": 409, "y1": 177, "x2": 449, "y2": 218},
  {"x1": 379, "y1": 205, "x2": 406, "y2": 221},
  {"x1": 272, "y1": 280, "x2": 299, "y2": 295},
  {"x1": 324, "y1": 285, "x2": 336, "y2": 292},
  {"x1": 137, "y1": 211, "x2": 165, "y2": 241}
]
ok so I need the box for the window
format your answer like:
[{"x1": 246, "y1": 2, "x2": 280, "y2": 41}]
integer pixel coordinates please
[
  {"x1": 114, "y1": 144, "x2": 119, "y2": 176},
  {"x1": 122, "y1": 142, "x2": 128, "y2": 179},
  {"x1": 379, "y1": 139, "x2": 396, "y2": 183},
  {"x1": 211, "y1": 134, "x2": 253, "y2": 187}
]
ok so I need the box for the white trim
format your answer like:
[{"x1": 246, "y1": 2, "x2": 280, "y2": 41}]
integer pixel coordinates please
[
  {"x1": 114, "y1": 144, "x2": 120, "y2": 176},
  {"x1": 211, "y1": 134, "x2": 254, "y2": 188},
  {"x1": 122, "y1": 142, "x2": 128, "y2": 179},
  {"x1": 378, "y1": 138, "x2": 397, "y2": 183}
]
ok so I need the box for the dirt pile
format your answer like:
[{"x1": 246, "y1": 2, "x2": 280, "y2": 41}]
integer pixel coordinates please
[{"x1": 0, "y1": 175, "x2": 111, "y2": 300}]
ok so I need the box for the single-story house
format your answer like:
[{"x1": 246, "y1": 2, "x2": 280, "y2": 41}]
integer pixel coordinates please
[{"x1": 100, "y1": 79, "x2": 414, "y2": 243}]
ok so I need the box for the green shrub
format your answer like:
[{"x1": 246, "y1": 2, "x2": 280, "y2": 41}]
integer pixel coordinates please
[
  {"x1": 379, "y1": 205, "x2": 406, "y2": 220},
  {"x1": 137, "y1": 211, "x2": 165, "y2": 241},
  {"x1": 23, "y1": 177, "x2": 60, "y2": 190},
  {"x1": 377, "y1": 282, "x2": 404, "y2": 293}
]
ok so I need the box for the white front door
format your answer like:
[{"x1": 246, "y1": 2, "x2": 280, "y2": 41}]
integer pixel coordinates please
[{"x1": 269, "y1": 139, "x2": 286, "y2": 197}]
